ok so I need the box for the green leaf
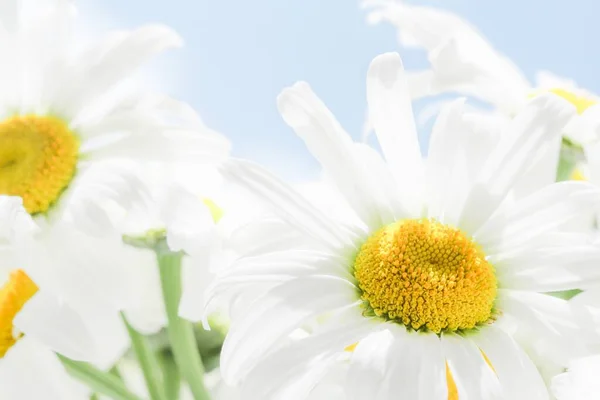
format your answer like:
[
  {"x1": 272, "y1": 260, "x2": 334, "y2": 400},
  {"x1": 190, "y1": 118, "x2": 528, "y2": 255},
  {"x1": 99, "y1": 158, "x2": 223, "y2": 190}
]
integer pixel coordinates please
[{"x1": 58, "y1": 355, "x2": 142, "y2": 400}]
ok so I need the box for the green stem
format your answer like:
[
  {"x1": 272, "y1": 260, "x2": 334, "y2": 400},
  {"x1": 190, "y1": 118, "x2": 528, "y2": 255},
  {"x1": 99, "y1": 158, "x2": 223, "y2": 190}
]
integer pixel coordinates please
[
  {"x1": 157, "y1": 244, "x2": 211, "y2": 400},
  {"x1": 58, "y1": 355, "x2": 142, "y2": 400},
  {"x1": 121, "y1": 313, "x2": 168, "y2": 400},
  {"x1": 160, "y1": 352, "x2": 181, "y2": 400}
]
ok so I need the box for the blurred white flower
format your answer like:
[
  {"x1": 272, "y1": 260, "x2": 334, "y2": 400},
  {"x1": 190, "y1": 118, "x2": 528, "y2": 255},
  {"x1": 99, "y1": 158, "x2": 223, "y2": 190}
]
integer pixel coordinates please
[
  {"x1": 206, "y1": 53, "x2": 600, "y2": 399},
  {"x1": 364, "y1": 0, "x2": 600, "y2": 146},
  {"x1": 0, "y1": 0, "x2": 229, "y2": 379}
]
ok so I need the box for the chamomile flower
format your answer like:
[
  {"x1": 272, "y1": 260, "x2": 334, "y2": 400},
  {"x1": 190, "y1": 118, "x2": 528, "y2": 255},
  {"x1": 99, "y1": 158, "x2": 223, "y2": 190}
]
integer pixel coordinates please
[
  {"x1": 363, "y1": 0, "x2": 600, "y2": 146},
  {"x1": 0, "y1": 0, "x2": 229, "y2": 370},
  {"x1": 206, "y1": 53, "x2": 600, "y2": 399}
]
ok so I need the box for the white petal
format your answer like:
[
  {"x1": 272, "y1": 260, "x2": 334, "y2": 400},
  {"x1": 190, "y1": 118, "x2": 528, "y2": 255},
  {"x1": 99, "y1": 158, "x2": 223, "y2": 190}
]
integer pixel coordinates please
[
  {"x1": 82, "y1": 308, "x2": 130, "y2": 370},
  {"x1": 475, "y1": 181, "x2": 600, "y2": 253},
  {"x1": 346, "y1": 330, "x2": 395, "y2": 400},
  {"x1": 17, "y1": 223, "x2": 146, "y2": 318},
  {"x1": 378, "y1": 329, "x2": 447, "y2": 400},
  {"x1": 551, "y1": 355, "x2": 600, "y2": 400},
  {"x1": 0, "y1": 196, "x2": 36, "y2": 243},
  {"x1": 227, "y1": 216, "x2": 322, "y2": 256},
  {"x1": 497, "y1": 290, "x2": 588, "y2": 366},
  {"x1": 60, "y1": 25, "x2": 182, "y2": 119},
  {"x1": 278, "y1": 81, "x2": 406, "y2": 228},
  {"x1": 473, "y1": 326, "x2": 548, "y2": 400},
  {"x1": 365, "y1": 2, "x2": 531, "y2": 111},
  {"x1": 458, "y1": 94, "x2": 576, "y2": 235},
  {"x1": 121, "y1": 252, "x2": 167, "y2": 335},
  {"x1": 493, "y1": 241, "x2": 600, "y2": 292},
  {"x1": 219, "y1": 275, "x2": 358, "y2": 383},
  {"x1": 442, "y1": 333, "x2": 501, "y2": 400},
  {"x1": 367, "y1": 52, "x2": 424, "y2": 216},
  {"x1": 161, "y1": 186, "x2": 216, "y2": 255},
  {"x1": 240, "y1": 309, "x2": 378, "y2": 400},
  {"x1": 179, "y1": 252, "x2": 214, "y2": 322},
  {"x1": 14, "y1": 291, "x2": 97, "y2": 362},
  {"x1": 426, "y1": 99, "x2": 497, "y2": 225},
  {"x1": 0, "y1": 337, "x2": 89, "y2": 400},
  {"x1": 220, "y1": 159, "x2": 356, "y2": 250},
  {"x1": 53, "y1": 162, "x2": 150, "y2": 237}
]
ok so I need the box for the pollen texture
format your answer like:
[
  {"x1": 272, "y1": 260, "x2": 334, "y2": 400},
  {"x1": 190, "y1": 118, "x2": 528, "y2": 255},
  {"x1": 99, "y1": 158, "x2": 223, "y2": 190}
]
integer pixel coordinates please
[
  {"x1": 0, "y1": 115, "x2": 79, "y2": 215},
  {"x1": 353, "y1": 219, "x2": 497, "y2": 333},
  {"x1": 0, "y1": 270, "x2": 38, "y2": 357}
]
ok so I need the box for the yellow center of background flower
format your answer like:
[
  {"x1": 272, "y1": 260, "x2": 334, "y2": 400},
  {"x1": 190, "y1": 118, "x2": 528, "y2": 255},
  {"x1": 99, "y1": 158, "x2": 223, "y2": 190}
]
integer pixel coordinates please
[
  {"x1": 0, "y1": 115, "x2": 79, "y2": 215},
  {"x1": 0, "y1": 270, "x2": 38, "y2": 357},
  {"x1": 353, "y1": 219, "x2": 497, "y2": 333},
  {"x1": 549, "y1": 88, "x2": 597, "y2": 115}
]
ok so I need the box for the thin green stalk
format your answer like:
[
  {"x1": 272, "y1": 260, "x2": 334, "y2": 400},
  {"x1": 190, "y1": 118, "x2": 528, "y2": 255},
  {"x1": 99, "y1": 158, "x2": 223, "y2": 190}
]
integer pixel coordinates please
[
  {"x1": 160, "y1": 352, "x2": 181, "y2": 400},
  {"x1": 58, "y1": 355, "x2": 142, "y2": 400},
  {"x1": 157, "y1": 243, "x2": 210, "y2": 400},
  {"x1": 121, "y1": 313, "x2": 168, "y2": 400}
]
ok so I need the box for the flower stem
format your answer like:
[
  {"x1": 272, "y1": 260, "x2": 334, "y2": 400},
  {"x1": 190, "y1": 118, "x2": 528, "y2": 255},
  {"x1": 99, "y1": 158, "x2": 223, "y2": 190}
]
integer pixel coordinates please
[
  {"x1": 58, "y1": 355, "x2": 142, "y2": 400},
  {"x1": 157, "y1": 242, "x2": 211, "y2": 400},
  {"x1": 121, "y1": 313, "x2": 168, "y2": 400}
]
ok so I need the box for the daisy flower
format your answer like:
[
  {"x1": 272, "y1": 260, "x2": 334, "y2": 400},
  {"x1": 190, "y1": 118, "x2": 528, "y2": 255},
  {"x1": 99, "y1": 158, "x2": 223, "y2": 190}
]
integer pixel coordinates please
[
  {"x1": 207, "y1": 53, "x2": 600, "y2": 399},
  {"x1": 363, "y1": 0, "x2": 600, "y2": 147},
  {"x1": 0, "y1": 0, "x2": 229, "y2": 386}
]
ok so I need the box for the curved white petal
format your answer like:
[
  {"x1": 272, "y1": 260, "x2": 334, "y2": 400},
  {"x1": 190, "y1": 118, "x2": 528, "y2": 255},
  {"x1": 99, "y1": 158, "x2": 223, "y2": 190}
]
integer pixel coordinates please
[
  {"x1": 52, "y1": 161, "x2": 150, "y2": 237},
  {"x1": 458, "y1": 94, "x2": 576, "y2": 235},
  {"x1": 0, "y1": 337, "x2": 89, "y2": 400},
  {"x1": 219, "y1": 275, "x2": 359, "y2": 384},
  {"x1": 476, "y1": 181, "x2": 600, "y2": 253},
  {"x1": 59, "y1": 24, "x2": 182, "y2": 119},
  {"x1": 378, "y1": 328, "x2": 447, "y2": 400},
  {"x1": 426, "y1": 98, "x2": 501, "y2": 226},
  {"x1": 240, "y1": 308, "x2": 377, "y2": 400},
  {"x1": 14, "y1": 290, "x2": 97, "y2": 362},
  {"x1": 346, "y1": 329, "x2": 395, "y2": 400},
  {"x1": 179, "y1": 252, "x2": 214, "y2": 322},
  {"x1": 493, "y1": 240, "x2": 600, "y2": 292},
  {"x1": 161, "y1": 186, "x2": 216, "y2": 255},
  {"x1": 365, "y1": 2, "x2": 531, "y2": 111},
  {"x1": 552, "y1": 355, "x2": 600, "y2": 400},
  {"x1": 0, "y1": 196, "x2": 35, "y2": 243},
  {"x1": 473, "y1": 326, "x2": 548, "y2": 400},
  {"x1": 220, "y1": 159, "x2": 357, "y2": 250},
  {"x1": 17, "y1": 222, "x2": 147, "y2": 318},
  {"x1": 442, "y1": 333, "x2": 501, "y2": 400},
  {"x1": 278, "y1": 81, "x2": 407, "y2": 229},
  {"x1": 367, "y1": 52, "x2": 424, "y2": 217},
  {"x1": 497, "y1": 290, "x2": 589, "y2": 366}
]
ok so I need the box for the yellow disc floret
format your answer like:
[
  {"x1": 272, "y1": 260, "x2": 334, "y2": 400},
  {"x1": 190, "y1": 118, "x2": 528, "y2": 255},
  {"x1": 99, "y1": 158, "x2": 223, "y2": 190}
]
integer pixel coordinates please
[
  {"x1": 0, "y1": 270, "x2": 38, "y2": 357},
  {"x1": 353, "y1": 219, "x2": 497, "y2": 333},
  {"x1": 0, "y1": 115, "x2": 79, "y2": 215}
]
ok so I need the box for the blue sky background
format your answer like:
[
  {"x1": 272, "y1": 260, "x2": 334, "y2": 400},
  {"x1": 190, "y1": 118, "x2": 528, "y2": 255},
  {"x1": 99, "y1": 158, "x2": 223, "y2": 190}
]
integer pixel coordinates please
[{"x1": 78, "y1": 0, "x2": 600, "y2": 182}]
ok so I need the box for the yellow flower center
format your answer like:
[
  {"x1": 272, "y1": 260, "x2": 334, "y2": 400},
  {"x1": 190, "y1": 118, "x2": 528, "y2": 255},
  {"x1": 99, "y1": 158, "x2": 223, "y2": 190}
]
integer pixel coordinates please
[
  {"x1": 0, "y1": 115, "x2": 79, "y2": 215},
  {"x1": 549, "y1": 88, "x2": 597, "y2": 115},
  {"x1": 0, "y1": 270, "x2": 38, "y2": 357},
  {"x1": 353, "y1": 219, "x2": 497, "y2": 333}
]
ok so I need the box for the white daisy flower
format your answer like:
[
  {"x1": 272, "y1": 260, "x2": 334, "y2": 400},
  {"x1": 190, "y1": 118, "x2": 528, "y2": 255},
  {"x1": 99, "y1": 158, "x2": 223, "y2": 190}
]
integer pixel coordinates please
[
  {"x1": 0, "y1": 0, "x2": 229, "y2": 381},
  {"x1": 207, "y1": 53, "x2": 600, "y2": 399},
  {"x1": 363, "y1": 0, "x2": 600, "y2": 147}
]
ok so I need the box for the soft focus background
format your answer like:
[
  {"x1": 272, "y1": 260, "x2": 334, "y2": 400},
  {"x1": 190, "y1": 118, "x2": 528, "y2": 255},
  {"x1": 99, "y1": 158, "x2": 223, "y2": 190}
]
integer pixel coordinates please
[{"x1": 78, "y1": 0, "x2": 600, "y2": 182}]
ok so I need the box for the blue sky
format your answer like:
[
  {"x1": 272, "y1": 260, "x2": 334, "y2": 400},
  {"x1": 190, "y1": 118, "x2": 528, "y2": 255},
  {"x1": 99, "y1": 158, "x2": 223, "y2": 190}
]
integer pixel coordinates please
[{"x1": 79, "y1": 0, "x2": 600, "y2": 182}]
